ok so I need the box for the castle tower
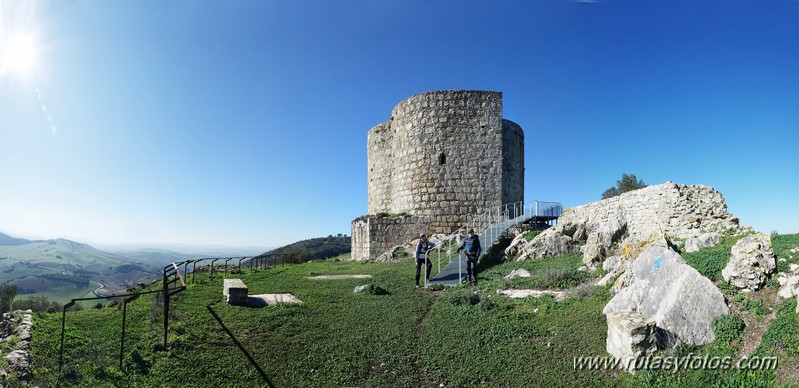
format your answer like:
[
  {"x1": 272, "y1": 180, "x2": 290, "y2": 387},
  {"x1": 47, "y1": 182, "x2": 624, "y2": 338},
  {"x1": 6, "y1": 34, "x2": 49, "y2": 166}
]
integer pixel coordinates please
[{"x1": 352, "y1": 90, "x2": 524, "y2": 260}]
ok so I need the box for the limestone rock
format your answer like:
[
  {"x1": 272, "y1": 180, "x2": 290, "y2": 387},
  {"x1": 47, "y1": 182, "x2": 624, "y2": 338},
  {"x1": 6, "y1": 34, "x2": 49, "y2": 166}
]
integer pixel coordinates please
[
  {"x1": 582, "y1": 243, "x2": 606, "y2": 267},
  {"x1": 684, "y1": 232, "x2": 720, "y2": 253},
  {"x1": 377, "y1": 245, "x2": 412, "y2": 262},
  {"x1": 5, "y1": 350, "x2": 30, "y2": 381},
  {"x1": 516, "y1": 229, "x2": 578, "y2": 261},
  {"x1": 603, "y1": 255, "x2": 622, "y2": 272},
  {"x1": 504, "y1": 268, "x2": 531, "y2": 280},
  {"x1": 15, "y1": 340, "x2": 29, "y2": 351},
  {"x1": 604, "y1": 245, "x2": 730, "y2": 346},
  {"x1": 587, "y1": 218, "x2": 627, "y2": 247},
  {"x1": 504, "y1": 233, "x2": 529, "y2": 258},
  {"x1": 511, "y1": 182, "x2": 748, "y2": 262},
  {"x1": 17, "y1": 327, "x2": 31, "y2": 341},
  {"x1": 722, "y1": 234, "x2": 776, "y2": 291},
  {"x1": 598, "y1": 269, "x2": 619, "y2": 287},
  {"x1": 606, "y1": 311, "x2": 657, "y2": 371},
  {"x1": 496, "y1": 289, "x2": 567, "y2": 301},
  {"x1": 776, "y1": 264, "x2": 799, "y2": 299}
]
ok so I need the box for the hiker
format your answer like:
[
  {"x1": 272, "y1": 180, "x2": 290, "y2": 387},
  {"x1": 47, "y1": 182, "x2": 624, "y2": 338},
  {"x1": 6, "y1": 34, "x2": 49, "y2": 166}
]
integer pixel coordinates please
[
  {"x1": 456, "y1": 229, "x2": 482, "y2": 284},
  {"x1": 415, "y1": 233, "x2": 436, "y2": 287}
]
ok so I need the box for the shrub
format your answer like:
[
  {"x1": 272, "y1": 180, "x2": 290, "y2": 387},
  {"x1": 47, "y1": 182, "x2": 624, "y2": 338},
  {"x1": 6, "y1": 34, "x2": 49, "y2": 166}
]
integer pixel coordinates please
[
  {"x1": 448, "y1": 290, "x2": 481, "y2": 306},
  {"x1": 712, "y1": 314, "x2": 745, "y2": 343},
  {"x1": 11, "y1": 295, "x2": 61, "y2": 312},
  {"x1": 740, "y1": 299, "x2": 771, "y2": 316}
]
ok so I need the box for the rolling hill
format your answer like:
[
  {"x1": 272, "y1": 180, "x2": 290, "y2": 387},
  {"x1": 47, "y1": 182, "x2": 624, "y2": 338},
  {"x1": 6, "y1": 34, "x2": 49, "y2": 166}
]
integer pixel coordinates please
[{"x1": 0, "y1": 233, "x2": 186, "y2": 302}]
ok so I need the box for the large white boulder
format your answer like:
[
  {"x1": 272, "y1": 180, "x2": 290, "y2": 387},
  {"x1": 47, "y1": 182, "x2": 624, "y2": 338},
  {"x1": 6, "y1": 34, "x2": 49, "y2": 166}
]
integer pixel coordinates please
[
  {"x1": 604, "y1": 246, "x2": 730, "y2": 346},
  {"x1": 722, "y1": 234, "x2": 776, "y2": 291}
]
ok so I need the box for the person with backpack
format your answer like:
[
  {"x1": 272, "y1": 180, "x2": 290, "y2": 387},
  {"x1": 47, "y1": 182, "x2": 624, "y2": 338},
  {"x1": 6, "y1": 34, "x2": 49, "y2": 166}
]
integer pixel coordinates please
[
  {"x1": 456, "y1": 229, "x2": 482, "y2": 284},
  {"x1": 415, "y1": 233, "x2": 436, "y2": 288}
]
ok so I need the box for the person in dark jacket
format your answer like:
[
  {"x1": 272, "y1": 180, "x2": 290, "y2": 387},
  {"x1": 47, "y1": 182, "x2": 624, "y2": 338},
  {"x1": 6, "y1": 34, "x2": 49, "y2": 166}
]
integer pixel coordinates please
[
  {"x1": 415, "y1": 233, "x2": 436, "y2": 287},
  {"x1": 456, "y1": 229, "x2": 482, "y2": 284}
]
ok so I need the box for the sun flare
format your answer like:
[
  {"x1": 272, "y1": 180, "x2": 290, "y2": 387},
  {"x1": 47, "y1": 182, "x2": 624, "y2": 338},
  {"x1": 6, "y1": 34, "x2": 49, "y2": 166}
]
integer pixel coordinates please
[{"x1": 1, "y1": 35, "x2": 36, "y2": 75}]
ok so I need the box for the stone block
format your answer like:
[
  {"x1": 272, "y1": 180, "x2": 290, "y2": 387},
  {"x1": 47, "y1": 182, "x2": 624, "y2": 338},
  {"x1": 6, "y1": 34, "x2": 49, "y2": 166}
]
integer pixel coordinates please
[
  {"x1": 606, "y1": 311, "x2": 657, "y2": 371},
  {"x1": 223, "y1": 279, "x2": 248, "y2": 306}
]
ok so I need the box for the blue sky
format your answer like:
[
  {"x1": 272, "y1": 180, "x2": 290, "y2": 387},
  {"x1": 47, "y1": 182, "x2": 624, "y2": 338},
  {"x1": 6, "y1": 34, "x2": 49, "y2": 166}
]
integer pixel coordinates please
[{"x1": 1, "y1": 0, "x2": 797, "y2": 249}]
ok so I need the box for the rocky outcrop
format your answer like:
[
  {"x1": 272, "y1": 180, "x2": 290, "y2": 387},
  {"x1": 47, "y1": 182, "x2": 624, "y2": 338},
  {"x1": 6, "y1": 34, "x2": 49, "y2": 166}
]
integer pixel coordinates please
[
  {"x1": 684, "y1": 232, "x2": 720, "y2": 253},
  {"x1": 514, "y1": 182, "x2": 748, "y2": 264},
  {"x1": 604, "y1": 246, "x2": 730, "y2": 347},
  {"x1": 515, "y1": 229, "x2": 579, "y2": 260},
  {"x1": 722, "y1": 234, "x2": 776, "y2": 292}
]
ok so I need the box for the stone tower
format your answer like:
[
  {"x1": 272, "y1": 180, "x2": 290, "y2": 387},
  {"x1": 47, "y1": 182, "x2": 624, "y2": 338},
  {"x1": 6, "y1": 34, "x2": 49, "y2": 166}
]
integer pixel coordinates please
[{"x1": 352, "y1": 90, "x2": 524, "y2": 260}]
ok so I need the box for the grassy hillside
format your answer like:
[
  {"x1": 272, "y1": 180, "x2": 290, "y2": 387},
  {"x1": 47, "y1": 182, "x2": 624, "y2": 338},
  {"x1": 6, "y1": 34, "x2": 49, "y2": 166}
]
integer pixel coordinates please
[
  {"x1": 253, "y1": 235, "x2": 351, "y2": 264},
  {"x1": 0, "y1": 238, "x2": 170, "y2": 303},
  {"x1": 24, "y1": 233, "x2": 799, "y2": 387}
]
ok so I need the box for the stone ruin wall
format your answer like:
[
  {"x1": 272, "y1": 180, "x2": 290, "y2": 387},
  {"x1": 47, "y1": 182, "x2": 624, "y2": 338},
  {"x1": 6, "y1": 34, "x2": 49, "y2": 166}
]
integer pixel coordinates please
[
  {"x1": 351, "y1": 216, "x2": 425, "y2": 261},
  {"x1": 560, "y1": 181, "x2": 743, "y2": 241},
  {"x1": 354, "y1": 90, "x2": 525, "y2": 260}
]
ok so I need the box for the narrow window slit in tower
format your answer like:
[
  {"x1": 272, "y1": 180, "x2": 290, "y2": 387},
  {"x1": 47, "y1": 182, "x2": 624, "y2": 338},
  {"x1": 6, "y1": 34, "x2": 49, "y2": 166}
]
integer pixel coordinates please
[{"x1": 439, "y1": 153, "x2": 446, "y2": 165}]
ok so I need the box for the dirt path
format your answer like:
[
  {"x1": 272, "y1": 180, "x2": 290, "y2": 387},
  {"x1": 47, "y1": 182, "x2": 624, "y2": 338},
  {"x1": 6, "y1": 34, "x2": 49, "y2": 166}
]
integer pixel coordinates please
[
  {"x1": 413, "y1": 291, "x2": 441, "y2": 387},
  {"x1": 735, "y1": 287, "x2": 781, "y2": 357}
]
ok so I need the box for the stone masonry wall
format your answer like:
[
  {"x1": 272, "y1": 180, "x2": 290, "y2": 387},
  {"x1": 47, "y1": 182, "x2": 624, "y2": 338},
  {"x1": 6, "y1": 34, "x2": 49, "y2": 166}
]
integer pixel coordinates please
[
  {"x1": 501, "y1": 119, "x2": 524, "y2": 205},
  {"x1": 356, "y1": 90, "x2": 525, "y2": 261},
  {"x1": 365, "y1": 90, "x2": 524, "y2": 234},
  {"x1": 351, "y1": 216, "x2": 426, "y2": 261}
]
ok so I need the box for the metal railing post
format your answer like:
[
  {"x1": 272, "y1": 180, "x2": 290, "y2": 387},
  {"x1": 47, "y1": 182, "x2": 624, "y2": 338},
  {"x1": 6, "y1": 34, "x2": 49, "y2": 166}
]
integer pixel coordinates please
[
  {"x1": 224, "y1": 258, "x2": 234, "y2": 277},
  {"x1": 437, "y1": 245, "x2": 441, "y2": 274},
  {"x1": 458, "y1": 252, "x2": 462, "y2": 283},
  {"x1": 423, "y1": 253, "x2": 428, "y2": 288},
  {"x1": 59, "y1": 300, "x2": 75, "y2": 374},
  {"x1": 183, "y1": 260, "x2": 191, "y2": 284},
  {"x1": 449, "y1": 237, "x2": 452, "y2": 264},
  {"x1": 120, "y1": 293, "x2": 140, "y2": 368}
]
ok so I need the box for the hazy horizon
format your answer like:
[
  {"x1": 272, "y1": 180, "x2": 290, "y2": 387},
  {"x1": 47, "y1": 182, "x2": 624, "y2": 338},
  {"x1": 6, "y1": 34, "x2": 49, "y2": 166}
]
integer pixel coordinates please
[{"x1": 2, "y1": 0, "x2": 797, "y2": 248}]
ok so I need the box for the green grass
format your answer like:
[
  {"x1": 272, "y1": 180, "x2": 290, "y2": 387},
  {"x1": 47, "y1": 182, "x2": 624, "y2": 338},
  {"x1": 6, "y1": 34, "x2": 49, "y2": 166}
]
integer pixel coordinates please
[
  {"x1": 25, "y1": 233, "x2": 799, "y2": 387},
  {"x1": 480, "y1": 252, "x2": 594, "y2": 290},
  {"x1": 773, "y1": 233, "x2": 799, "y2": 273},
  {"x1": 523, "y1": 230, "x2": 542, "y2": 241},
  {"x1": 682, "y1": 234, "x2": 746, "y2": 281}
]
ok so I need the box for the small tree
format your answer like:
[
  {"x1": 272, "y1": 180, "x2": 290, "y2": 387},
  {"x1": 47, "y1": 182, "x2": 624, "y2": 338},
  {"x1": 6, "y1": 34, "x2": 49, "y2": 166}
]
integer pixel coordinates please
[
  {"x1": 0, "y1": 284, "x2": 16, "y2": 313},
  {"x1": 602, "y1": 173, "x2": 647, "y2": 199}
]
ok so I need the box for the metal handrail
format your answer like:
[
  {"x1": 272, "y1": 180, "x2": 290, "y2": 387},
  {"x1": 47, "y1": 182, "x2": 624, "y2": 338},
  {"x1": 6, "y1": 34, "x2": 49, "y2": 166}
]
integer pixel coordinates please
[{"x1": 428, "y1": 199, "x2": 563, "y2": 285}]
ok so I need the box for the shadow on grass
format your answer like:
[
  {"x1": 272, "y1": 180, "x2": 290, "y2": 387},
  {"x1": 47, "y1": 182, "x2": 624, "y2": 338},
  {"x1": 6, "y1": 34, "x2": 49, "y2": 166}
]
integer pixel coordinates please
[{"x1": 206, "y1": 304, "x2": 275, "y2": 388}]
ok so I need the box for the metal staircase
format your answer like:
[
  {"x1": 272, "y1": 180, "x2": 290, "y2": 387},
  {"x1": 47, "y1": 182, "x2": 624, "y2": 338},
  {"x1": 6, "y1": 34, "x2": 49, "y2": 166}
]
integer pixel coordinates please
[{"x1": 426, "y1": 201, "x2": 562, "y2": 287}]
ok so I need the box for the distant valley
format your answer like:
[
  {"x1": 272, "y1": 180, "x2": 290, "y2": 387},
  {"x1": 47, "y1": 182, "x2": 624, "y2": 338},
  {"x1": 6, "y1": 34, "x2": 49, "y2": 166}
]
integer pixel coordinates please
[{"x1": 0, "y1": 232, "x2": 257, "y2": 304}]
